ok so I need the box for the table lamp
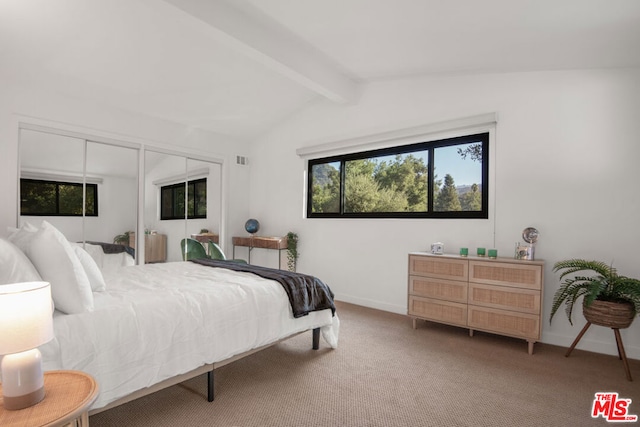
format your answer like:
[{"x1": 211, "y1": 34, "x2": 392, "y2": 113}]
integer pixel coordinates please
[{"x1": 0, "y1": 281, "x2": 54, "y2": 410}]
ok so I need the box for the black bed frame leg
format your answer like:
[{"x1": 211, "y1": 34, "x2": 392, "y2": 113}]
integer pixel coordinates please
[
  {"x1": 206, "y1": 329, "x2": 318, "y2": 402},
  {"x1": 312, "y1": 327, "x2": 320, "y2": 350},
  {"x1": 207, "y1": 370, "x2": 214, "y2": 402}
]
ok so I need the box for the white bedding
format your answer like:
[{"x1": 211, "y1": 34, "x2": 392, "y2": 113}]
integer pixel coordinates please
[
  {"x1": 39, "y1": 261, "x2": 339, "y2": 410},
  {"x1": 81, "y1": 242, "x2": 135, "y2": 274}
]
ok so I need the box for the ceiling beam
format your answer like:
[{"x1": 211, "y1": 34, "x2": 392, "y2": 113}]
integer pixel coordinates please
[{"x1": 162, "y1": 0, "x2": 359, "y2": 104}]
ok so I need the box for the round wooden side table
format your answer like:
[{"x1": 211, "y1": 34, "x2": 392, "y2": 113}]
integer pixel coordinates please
[{"x1": 0, "y1": 370, "x2": 98, "y2": 427}]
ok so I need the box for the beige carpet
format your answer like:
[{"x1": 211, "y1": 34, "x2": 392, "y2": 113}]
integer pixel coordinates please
[{"x1": 90, "y1": 301, "x2": 639, "y2": 427}]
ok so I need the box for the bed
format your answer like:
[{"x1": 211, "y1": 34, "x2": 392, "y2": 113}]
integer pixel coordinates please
[{"x1": 1, "y1": 221, "x2": 339, "y2": 413}]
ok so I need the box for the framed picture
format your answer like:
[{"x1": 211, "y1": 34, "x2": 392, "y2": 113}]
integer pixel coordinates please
[
  {"x1": 515, "y1": 245, "x2": 534, "y2": 260},
  {"x1": 431, "y1": 242, "x2": 444, "y2": 255}
]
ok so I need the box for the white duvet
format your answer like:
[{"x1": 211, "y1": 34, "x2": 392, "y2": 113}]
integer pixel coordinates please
[{"x1": 39, "y1": 262, "x2": 339, "y2": 410}]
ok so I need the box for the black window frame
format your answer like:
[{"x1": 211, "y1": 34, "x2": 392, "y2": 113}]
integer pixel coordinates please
[
  {"x1": 20, "y1": 178, "x2": 99, "y2": 217},
  {"x1": 306, "y1": 132, "x2": 489, "y2": 219},
  {"x1": 160, "y1": 178, "x2": 207, "y2": 220}
]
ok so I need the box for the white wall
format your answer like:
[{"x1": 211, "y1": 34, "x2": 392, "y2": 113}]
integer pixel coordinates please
[
  {"x1": 0, "y1": 82, "x2": 251, "y2": 254},
  {"x1": 248, "y1": 68, "x2": 640, "y2": 359}
]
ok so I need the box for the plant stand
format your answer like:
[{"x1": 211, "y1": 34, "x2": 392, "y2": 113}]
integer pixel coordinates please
[{"x1": 565, "y1": 322, "x2": 633, "y2": 381}]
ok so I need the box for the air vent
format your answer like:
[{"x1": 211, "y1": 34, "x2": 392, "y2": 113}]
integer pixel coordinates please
[{"x1": 236, "y1": 155, "x2": 248, "y2": 165}]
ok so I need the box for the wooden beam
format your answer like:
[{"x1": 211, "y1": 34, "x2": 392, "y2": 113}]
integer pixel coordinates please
[{"x1": 163, "y1": 0, "x2": 359, "y2": 104}]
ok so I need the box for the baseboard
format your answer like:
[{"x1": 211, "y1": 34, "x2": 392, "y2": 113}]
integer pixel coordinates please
[
  {"x1": 334, "y1": 293, "x2": 405, "y2": 315},
  {"x1": 543, "y1": 331, "x2": 640, "y2": 361}
]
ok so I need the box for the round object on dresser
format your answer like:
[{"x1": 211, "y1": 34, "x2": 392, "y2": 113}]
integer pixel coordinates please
[
  {"x1": 522, "y1": 227, "x2": 539, "y2": 244},
  {"x1": 245, "y1": 219, "x2": 260, "y2": 234}
]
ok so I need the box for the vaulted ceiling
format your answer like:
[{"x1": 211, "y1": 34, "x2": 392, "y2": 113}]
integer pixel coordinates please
[{"x1": 1, "y1": 0, "x2": 639, "y2": 141}]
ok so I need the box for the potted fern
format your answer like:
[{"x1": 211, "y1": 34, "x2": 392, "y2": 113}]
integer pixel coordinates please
[
  {"x1": 113, "y1": 231, "x2": 131, "y2": 246},
  {"x1": 286, "y1": 232, "x2": 299, "y2": 272},
  {"x1": 550, "y1": 259, "x2": 640, "y2": 328}
]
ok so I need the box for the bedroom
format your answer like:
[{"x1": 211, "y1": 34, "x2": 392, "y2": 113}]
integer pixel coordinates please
[{"x1": 0, "y1": 0, "x2": 639, "y2": 424}]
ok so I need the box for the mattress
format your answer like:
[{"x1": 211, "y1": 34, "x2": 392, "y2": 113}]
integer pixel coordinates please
[{"x1": 39, "y1": 261, "x2": 339, "y2": 409}]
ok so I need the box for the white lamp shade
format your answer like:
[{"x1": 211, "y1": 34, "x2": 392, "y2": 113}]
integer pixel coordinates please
[{"x1": 0, "y1": 281, "x2": 54, "y2": 355}]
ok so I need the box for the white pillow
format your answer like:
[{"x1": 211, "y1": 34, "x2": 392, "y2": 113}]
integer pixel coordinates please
[
  {"x1": 6, "y1": 222, "x2": 39, "y2": 253},
  {"x1": 80, "y1": 243, "x2": 105, "y2": 270},
  {"x1": 0, "y1": 238, "x2": 42, "y2": 284},
  {"x1": 28, "y1": 221, "x2": 94, "y2": 314},
  {"x1": 73, "y1": 245, "x2": 107, "y2": 292}
]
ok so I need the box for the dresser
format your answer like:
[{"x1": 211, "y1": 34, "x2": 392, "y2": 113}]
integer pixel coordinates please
[
  {"x1": 129, "y1": 232, "x2": 167, "y2": 263},
  {"x1": 408, "y1": 252, "x2": 544, "y2": 354}
]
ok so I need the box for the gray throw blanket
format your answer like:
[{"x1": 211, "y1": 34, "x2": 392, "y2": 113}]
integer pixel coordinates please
[
  {"x1": 85, "y1": 241, "x2": 136, "y2": 258},
  {"x1": 190, "y1": 259, "x2": 336, "y2": 318}
]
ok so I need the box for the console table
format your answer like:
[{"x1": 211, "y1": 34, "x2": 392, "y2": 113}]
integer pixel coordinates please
[
  {"x1": 191, "y1": 233, "x2": 219, "y2": 244},
  {"x1": 232, "y1": 236, "x2": 287, "y2": 269}
]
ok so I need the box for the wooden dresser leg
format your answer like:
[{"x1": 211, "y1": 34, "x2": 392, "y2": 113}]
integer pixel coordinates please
[
  {"x1": 412, "y1": 318, "x2": 417, "y2": 329},
  {"x1": 566, "y1": 322, "x2": 591, "y2": 357},
  {"x1": 527, "y1": 341, "x2": 534, "y2": 355}
]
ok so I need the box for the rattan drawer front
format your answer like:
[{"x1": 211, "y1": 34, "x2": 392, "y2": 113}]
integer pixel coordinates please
[
  {"x1": 409, "y1": 276, "x2": 468, "y2": 303},
  {"x1": 409, "y1": 255, "x2": 468, "y2": 281},
  {"x1": 409, "y1": 296, "x2": 467, "y2": 327},
  {"x1": 469, "y1": 261, "x2": 543, "y2": 290},
  {"x1": 468, "y1": 283, "x2": 540, "y2": 314},
  {"x1": 468, "y1": 306, "x2": 540, "y2": 340}
]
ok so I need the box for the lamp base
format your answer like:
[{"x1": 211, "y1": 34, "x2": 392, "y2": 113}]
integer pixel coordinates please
[
  {"x1": 1, "y1": 348, "x2": 45, "y2": 410},
  {"x1": 3, "y1": 386, "x2": 45, "y2": 411}
]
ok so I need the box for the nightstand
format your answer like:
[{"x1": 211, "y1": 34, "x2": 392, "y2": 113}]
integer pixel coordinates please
[{"x1": 0, "y1": 370, "x2": 98, "y2": 427}]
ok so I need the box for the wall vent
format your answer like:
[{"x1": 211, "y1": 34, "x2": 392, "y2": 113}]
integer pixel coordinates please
[{"x1": 236, "y1": 155, "x2": 248, "y2": 165}]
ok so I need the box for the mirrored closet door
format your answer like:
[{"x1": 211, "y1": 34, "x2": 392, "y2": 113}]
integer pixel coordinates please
[
  {"x1": 144, "y1": 151, "x2": 222, "y2": 263},
  {"x1": 20, "y1": 127, "x2": 224, "y2": 265},
  {"x1": 186, "y1": 157, "x2": 223, "y2": 259},
  {"x1": 84, "y1": 141, "x2": 138, "y2": 247},
  {"x1": 20, "y1": 130, "x2": 86, "y2": 241},
  {"x1": 19, "y1": 128, "x2": 139, "y2": 263}
]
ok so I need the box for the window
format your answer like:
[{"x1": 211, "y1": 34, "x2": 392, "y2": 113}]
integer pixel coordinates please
[
  {"x1": 307, "y1": 133, "x2": 488, "y2": 219},
  {"x1": 160, "y1": 178, "x2": 207, "y2": 220},
  {"x1": 20, "y1": 179, "x2": 98, "y2": 216}
]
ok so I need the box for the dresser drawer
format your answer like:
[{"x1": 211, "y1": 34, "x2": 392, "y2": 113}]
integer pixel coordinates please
[
  {"x1": 469, "y1": 260, "x2": 542, "y2": 290},
  {"x1": 409, "y1": 255, "x2": 468, "y2": 281},
  {"x1": 409, "y1": 276, "x2": 468, "y2": 304},
  {"x1": 468, "y1": 283, "x2": 540, "y2": 314},
  {"x1": 409, "y1": 296, "x2": 467, "y2": 327},
  {"x1": 468, "y1": 305, "x2": 540, "y2": 340}
]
